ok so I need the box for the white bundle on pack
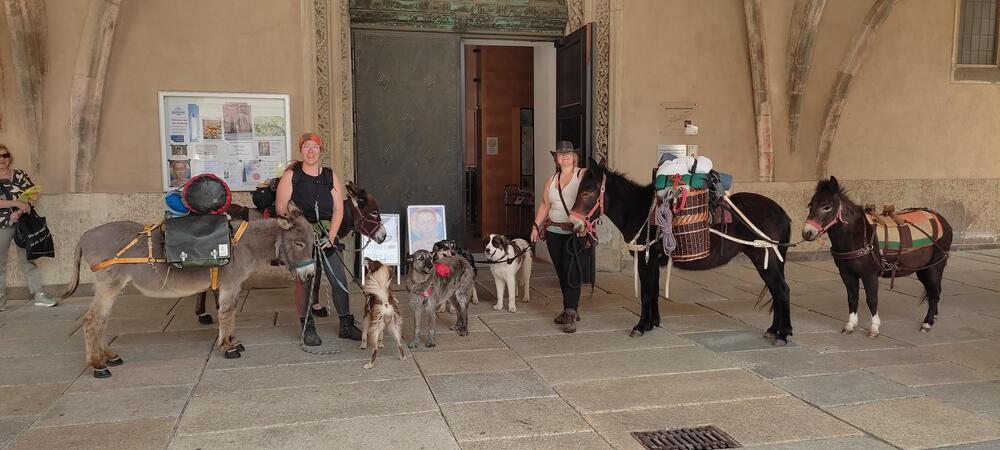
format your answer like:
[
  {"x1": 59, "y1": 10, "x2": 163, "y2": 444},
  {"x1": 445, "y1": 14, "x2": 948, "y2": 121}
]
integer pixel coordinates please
[{"x1": 693, "y1": 156, "x2": 713, "y2": 174}]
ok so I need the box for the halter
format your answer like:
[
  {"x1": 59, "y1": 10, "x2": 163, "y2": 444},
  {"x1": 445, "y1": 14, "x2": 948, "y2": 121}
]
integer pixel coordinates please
[
  {"x1": 347, "y1": 194, "x2": 384, "y2": 243},
  {"x1": 569, "y1": 174, "x2": 607, "y2": 242},
  {"x1": 804, "y1": 203, "x2": 845, "y2": 238}
]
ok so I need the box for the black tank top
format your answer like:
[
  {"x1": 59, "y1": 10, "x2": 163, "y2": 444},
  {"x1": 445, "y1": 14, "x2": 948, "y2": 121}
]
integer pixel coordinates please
[{"x1": 291, "y1": 165, "x2": 334, "y2": 223}]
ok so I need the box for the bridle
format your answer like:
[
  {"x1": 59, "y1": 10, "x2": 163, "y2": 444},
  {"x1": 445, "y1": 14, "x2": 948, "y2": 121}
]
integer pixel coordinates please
[
  {"x1": 569, "y1": 173, "x2": 607, "y2": 243},
  {"x1": 347, "y1": 193, "x2": 384, "y2": 245},
  {"x1": 805, "y1": 202, "x2": 845, "y2": 239}
]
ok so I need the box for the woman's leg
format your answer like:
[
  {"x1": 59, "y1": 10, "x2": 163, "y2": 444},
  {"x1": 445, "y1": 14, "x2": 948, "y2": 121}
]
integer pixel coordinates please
[
  {"x1": 545, "y1": 232, "x2": 581, "y2": 310},
  {"x1": 0, "y1": 227, "x2": 13, "y2": 305},
  {"x1": 320, "y1": 246, "x2": 361, "y2": 340}
]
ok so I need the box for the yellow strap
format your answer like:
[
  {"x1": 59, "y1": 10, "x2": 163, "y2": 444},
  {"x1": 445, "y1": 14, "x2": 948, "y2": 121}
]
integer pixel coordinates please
[
  {"x1": 92, "y1": 222, "x2": 165, "y2": 272},
  {"x1": 232, "y1": 220, "x2": 249, "y2": 245},
  {"x1": 91, "y1": 257, "x2": 166, "y2": 272},
  {"x1": 210, "y1": 267, "x2": 219, "y2": 290}
]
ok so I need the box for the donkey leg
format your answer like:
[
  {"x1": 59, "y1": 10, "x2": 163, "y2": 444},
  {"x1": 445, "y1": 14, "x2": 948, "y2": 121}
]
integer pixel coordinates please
[
  {"x1": 747, "y1": 251, "x2": 792, "y2": 344},
  {"x1": 195, "y1": 292, "x2": 213, "y2": 325},
  {"x1": 860, "y1": 274, "x2": 881, "y2": 338},
  {"x1": 83, "y1": 278, "x2": 125, "y2": 378},
  {"x1": 916, "y1": 267, "x2": 943, "y2": 332},
  {"x1": 839, "y1": 271, "x2": 861, "y2": 334},
  {"x1": 631, "y1": 258, "x2": 659, "y2": 337},
  {"x1": 215, "y1": 285, "x2": 243, "y2": 358}
]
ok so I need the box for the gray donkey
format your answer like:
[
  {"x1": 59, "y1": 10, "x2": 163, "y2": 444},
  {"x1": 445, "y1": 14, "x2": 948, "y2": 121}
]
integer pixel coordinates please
[{"x1": 62, "y1": 204, "x2": 318, "y2": 378}]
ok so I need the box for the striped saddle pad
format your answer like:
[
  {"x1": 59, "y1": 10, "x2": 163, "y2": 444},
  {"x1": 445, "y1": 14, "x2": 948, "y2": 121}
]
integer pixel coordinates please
[{"x1": 865, "y1": 208, "x2": 942, "y2": 257}]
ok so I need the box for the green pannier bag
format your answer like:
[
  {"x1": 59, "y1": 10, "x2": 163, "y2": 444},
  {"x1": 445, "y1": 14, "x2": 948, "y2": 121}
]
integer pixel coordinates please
[{"x1": 164, "y1": 214, "x2": 232, "y2": 269}]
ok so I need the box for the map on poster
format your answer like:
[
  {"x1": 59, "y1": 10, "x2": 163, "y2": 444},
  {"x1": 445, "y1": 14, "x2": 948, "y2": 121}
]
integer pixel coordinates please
[{"x1": 159, "y1": 92, "x2": 291, "y2": 191}]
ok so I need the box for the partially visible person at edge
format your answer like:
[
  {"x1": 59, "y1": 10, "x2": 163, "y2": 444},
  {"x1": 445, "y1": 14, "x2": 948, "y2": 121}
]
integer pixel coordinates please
[
  {"x1": 274, "y1": 133, "x2": 363, "y2": 345},
  {"x1": 0, "y1": 144, "x2": 54, "y2": 310},
  {"x1": 529, "y1": 141, "x2": 594, "y2": 333}
]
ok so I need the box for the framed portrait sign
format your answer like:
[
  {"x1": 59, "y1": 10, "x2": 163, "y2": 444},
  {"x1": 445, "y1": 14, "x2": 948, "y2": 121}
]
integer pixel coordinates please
[
  {"x1": 406, "y1": 205, "x2": 447, "y2": 254},
  {"x1": 158, "y1": 91, "x2": 292, "y2": 191}
]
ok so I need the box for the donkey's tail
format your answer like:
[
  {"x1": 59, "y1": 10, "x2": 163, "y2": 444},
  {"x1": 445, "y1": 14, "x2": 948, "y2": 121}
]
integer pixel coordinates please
[{"x1": 60, "y1": 244, "x2": 83, "y2": 300}]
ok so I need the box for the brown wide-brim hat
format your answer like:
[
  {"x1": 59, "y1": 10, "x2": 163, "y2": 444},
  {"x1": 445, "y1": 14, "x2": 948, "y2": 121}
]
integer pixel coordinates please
[{"x1": 550, "y1": 140, "x2": 578, "y2": 155}]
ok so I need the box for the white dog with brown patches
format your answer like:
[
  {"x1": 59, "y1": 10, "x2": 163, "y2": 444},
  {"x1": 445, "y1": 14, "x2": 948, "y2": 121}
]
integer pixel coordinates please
[
  {"x1": 484, "y1": 234, "x2": 533, "y2": 313},
  {"x1": 360, "y1": 258, "x2": 405, "y2": 369}
]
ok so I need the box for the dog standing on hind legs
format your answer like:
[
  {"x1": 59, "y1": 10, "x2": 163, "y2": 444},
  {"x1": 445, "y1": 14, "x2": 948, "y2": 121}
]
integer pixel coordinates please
[
  {"x1": 359, "y1": 258, "x2": 405, "y2": 369},
  {"x1": 484, "y1": 234, "x2": 533, "y2": 313}
]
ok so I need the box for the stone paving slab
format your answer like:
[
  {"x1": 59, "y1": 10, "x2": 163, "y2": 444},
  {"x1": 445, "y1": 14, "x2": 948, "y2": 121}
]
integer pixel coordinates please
[
  {"x1": 36, "y1": 385, "x2": 192, "y2": 428},
  {"x1": 0, "y1": 302, "x2": 88, "y2": 322},
  {"x1": 504, "y1": 329, "x2": 692, "y2": 358},
  {"x1": 879, "y1": 315, "x2": 1000, "y2": 346},
  {"x1": 196, "y1": 358, "x2": 421, "y2": 395},
  {"x1": 486, "y1": 312, "x2": 637, "y2": 338},
  {"x1": 460, "y1": 431, "x2": 612, "y2": 450},
  {"x1": 0, "y1": 353, "x2": 87, "y2": 386},
  {"x1": 825, "y1": 347, "x2": 946, "y2": 369},
  {"x1": 407, "y1": 330, "x2": 509, "y2": 352},
  {"x1": 661, "y1": 313, "x2": 753, "y2": 334},
  {"x1": 0, "y1": 320, "x2": 81, "y2": 340},
  {"x1": 478, "y1": 305, "x2": 630, "y2": 324},
  {"x1": 177, "y1": 378, "x2": 437, "y2": 435},
  {"x1": 584, "y1": 395, "x2": 861, "y2": 449},
  {"x1": 70, "y1": 315, "x2": 172, "y2": 336},
  {"x1": 867, "y1": 361, "x2": 996, "y2": 387},
  {"x1": 9, "y1": 417, "x2": 177, "y2": 450},
  {"x1": 112, "y1": 328, "x2": 219, "y2": 347},
  {"x1": 426, "y1": 370, "x2": 555, "y2": 404},
  {"x1": 828, "y1": 397, "x2": 1000, "y2": 449},
  {"x1": 441, "y1": 397, "x2": 591, "y2": 442},
  {"x1": 919, "y1": 381, "x2": 1000, "y2": 413},
  {"x1": 936, "y1": 440, "x2": 1000, "y2": 450},
  {"x1": 0, "y1": 336, "x2": 85, "y2": 357},
  {"x1": 0, "y1": 417, "x2": 33, "y2": 449},
  {"x1": 413, "y1": 349, "x2": 529, "y2": 375},
  {"x1": 739, "y1": 309, "x2": 845, "y2": 334},
  {"x1": 0, "y1": 382, "x2": 69, "y2": 416},
  {"x1": 685, "y1": 330, "x2": 797, "y2": 352},
  {"x1": 166, "y1": 311, "x2": 276, "y2": 332},
  {"x1": 557, "y1": 369, "x2": 786, "y2": 414},
  {"x1": 792, "y1": 331, "x2": 910, "y2": 353},
  {"x1": 727, "y1": 347, "x2": 851, "y2": 379},
  {"x1": 169, "y1": 411, "x2": 459, "y2": 450},
  {"x1": 110, "y1": 341, "x2": 213, "y2": 365},
  {"x1": 772, "y1": 370, "x2": 919, "y2": 407},
  {"x1": 662, "y1": 286, "x2": 731, "y2": 303},
  {"x1": 746, "y1": 435, "x2": 897, "y2": 449},
  {"x1": 66, "y1": 357, "x2": 205, "y2": 393},
  {"x1": 917, "y1": 340, "x2": 1000, "y2": 372},
  {"x1": 528, "y1": 346, "x2": 737, "y2": 385}
]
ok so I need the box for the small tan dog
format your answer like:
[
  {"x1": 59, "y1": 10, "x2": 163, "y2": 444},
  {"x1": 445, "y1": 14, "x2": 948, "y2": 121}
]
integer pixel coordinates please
[{"x1": 360, "y1": 258, "x2": 405, "y2": 369}]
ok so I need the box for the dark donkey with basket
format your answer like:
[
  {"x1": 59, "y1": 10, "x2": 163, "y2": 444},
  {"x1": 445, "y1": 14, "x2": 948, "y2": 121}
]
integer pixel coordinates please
[
  {"x1": 568, "y1": 158, "x2": 797, "y2": 344},
  {"x1": 802, "y1": 177, "x2": 952, "y2": 337}
]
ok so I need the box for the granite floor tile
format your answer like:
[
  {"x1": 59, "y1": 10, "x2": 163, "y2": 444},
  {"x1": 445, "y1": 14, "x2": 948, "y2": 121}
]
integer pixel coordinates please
[
  {"x1": 828, "y1": 397, "x2": 1000, "y2": 449},
  {"x1": 441, "y1": 397, "x2": 590, "y2": 442},
  {"x1": 528, "y1": 346, "x2": 735, "y2": 385},
  {"x1": 426, "y1": 370, "x2": 555, "y2": 404},
  {"x1": 10, "y1": 418, "x2": 176, "y2": 450},
  {"x1": 772, "y1": 370, "x2": 919, "y2": 407},
  {"x1": 36, "y1": 385, "x2": 192, "y2": 428}
]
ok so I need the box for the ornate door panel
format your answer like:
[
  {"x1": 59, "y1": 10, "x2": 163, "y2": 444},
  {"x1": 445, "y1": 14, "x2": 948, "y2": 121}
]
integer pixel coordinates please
[
  {"x1": 353, "y1": 31, "x2": 465, "y2": 246},
  {"x1": 556, "y1": 23, "x2": 592, "y2": 166}
]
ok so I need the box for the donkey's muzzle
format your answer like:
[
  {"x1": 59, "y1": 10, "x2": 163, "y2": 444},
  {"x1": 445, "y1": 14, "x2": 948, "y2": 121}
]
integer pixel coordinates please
[
  {"x1": 292, "y1": 259, "x2": 316, "y2": 282},
  {"x1": 801, "y1": 223, "x2": 819, "y2": 241},
  {"x1": 372, "y1": 225, "x2": 388, "y2": 244}
]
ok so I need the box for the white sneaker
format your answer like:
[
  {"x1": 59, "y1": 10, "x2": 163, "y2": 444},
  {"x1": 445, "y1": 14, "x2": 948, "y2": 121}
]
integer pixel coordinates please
[{"x1": 33, "y1": 292, "x2": 57, "y2": 307}]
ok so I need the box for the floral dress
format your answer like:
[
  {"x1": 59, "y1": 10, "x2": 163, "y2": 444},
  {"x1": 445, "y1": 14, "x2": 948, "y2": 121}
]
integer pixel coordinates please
[{"x1": 0, "y1": 170, "x2": 34, "y2": 228}]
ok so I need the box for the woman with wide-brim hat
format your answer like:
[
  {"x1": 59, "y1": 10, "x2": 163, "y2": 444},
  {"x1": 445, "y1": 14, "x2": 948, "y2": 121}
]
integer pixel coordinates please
[{"x1": 529, "y1": 141, "x2": 594, "y2": 333}]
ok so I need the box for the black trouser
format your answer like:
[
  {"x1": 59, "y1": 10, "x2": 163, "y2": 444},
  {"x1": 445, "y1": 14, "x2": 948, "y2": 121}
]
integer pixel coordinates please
[
  {"x1": 545, "y1": 231, "x2": 595, "y2": 310},
  {"x1": 295, "y1": 245, "x2": 351, "y2": 317}
]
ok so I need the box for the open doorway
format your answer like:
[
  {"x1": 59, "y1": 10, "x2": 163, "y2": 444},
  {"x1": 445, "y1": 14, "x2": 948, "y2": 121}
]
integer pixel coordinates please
[{"x1": 461, "y1": 40, "x2": 556, "y2": 252}]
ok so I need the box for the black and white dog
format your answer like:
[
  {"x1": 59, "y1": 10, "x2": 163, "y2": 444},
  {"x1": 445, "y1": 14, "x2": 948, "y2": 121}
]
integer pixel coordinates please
[
  {"x1": 484, "y1": 234, "x2": 533, "y2": 313},
  {"x1": 432, "y1": 239, "x2": 479, "y2": 305}
]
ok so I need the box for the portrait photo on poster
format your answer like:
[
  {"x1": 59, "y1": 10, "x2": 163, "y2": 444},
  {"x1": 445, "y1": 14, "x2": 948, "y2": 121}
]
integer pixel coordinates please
[
  {"x1": 168, "y1": 159, "x2": 191, "y2": 188},
  {"x1": 406, "y1": 205, "x2": 446, "y2": 254}
]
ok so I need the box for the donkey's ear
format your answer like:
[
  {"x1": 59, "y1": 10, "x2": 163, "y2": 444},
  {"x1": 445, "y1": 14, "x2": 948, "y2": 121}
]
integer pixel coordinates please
[
  {"x1": 285, "y1": 201, "x2": 304, "y2": 219},
  {"x1": 276, "y1": 217, "x2": 294, "y2": 230},
  {"x1": 829, "y1": 176, "x2": 839, "y2": 190}
]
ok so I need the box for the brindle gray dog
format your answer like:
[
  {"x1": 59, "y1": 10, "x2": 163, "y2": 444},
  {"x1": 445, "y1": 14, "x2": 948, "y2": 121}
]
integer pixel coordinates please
[
  {"x1": 62, "y1": 204, "x2": 318, "y2": 378},
  {"x1": 405, "y1": 249, "x2": 475, "y2": 348}
]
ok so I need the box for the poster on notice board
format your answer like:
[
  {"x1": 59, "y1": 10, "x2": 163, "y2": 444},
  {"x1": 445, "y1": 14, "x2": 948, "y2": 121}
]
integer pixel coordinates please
[{"x1": 159, "y1": 91, "x2": 291, "y2": 191}]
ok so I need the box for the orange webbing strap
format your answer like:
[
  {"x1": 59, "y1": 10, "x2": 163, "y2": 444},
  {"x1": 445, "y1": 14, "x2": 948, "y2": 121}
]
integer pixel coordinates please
[
  {"x1": 90, "y1": 222, "x2": 165, "y2": 272},
  {"x1": 208, "y1": 220, "x2": 248, "y2": 291}
]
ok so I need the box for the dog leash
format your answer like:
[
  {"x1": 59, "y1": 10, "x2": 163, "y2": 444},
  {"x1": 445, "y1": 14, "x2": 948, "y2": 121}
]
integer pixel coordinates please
[{"x1": 473, "y1": 241, "x2": 535, "y2": 265}]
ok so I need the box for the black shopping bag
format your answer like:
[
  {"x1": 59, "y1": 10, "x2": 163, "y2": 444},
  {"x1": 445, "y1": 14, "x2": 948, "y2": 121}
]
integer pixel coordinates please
[{"x1": 15, "y1": 209, "x2": 55, "y2": 260}]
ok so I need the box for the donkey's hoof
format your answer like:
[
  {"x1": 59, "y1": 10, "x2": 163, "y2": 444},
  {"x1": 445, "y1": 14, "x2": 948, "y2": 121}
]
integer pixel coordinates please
[
  {"x1": 920, "y1": 323, "x2": 932, "y2": 332},
  {"x1": 93, "y1": 368, "x2": 112, "y2": 378},
  {"x1": 197, "y1": 314, "x2": 213, "y2": 325},
  {"x1": 105, "y1": 356, "x2": 124, "y2": 367},
  {"x1": 841, "y1": 328, "x2": 854, "y2": 335},
  {"x1": 235, "y1": 344, "x2": 246, "y2": 352},
  {"x1": 223, "y1": 348, "x2": 242, "y2": 359},
  {"x1": 867, "y1": 331, "x2": 879, "y2": 338},
  {"x1": 629, "y1": 329, "x2": 644, "y2": 338},
  {"x1": 763, "y1": 331, "x2": 777, "y2": 340},
  {"x1": 771, "y1": 339, "x2": 788, "y2": 347}
]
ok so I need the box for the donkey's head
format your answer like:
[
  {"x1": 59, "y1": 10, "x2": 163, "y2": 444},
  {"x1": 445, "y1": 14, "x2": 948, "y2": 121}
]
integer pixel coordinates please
[
  {"x1": 569, "y1": 158, "x2": 607, "y2": 236},
  {"x1": 803, "y1": 176, "x2": 847, "y2": 241},
  {"x1": 276, "y1": 202, "x2": 318, "y2": 281},
  {"x1": 346, "y1": 181, "x2": 387, "y2": 244}
]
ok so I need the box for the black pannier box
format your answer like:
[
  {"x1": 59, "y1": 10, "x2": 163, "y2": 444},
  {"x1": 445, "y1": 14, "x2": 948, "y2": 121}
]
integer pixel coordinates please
[{"x1": 164, "y1": 215, "x2": 231, "y2": 269}]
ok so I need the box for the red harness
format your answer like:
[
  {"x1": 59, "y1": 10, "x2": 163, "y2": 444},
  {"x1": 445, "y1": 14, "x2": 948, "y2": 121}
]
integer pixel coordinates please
[
  {"x1": 805, "y1": 204, "x2": 844, "y2": 238},
  {"x1": 569, "y1": 174, "x2": 607, "y2": 243}
]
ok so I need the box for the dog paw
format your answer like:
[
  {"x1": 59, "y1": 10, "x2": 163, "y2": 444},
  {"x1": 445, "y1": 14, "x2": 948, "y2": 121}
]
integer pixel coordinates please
[
  {"x1": 492, "y1": 304, "x2": 503, "y2": 311},
  {"x1": 521, "y1": 297, "x2": 529, "y2": 303},
  {"x1": 407, "y1": 340, "x2": 420, "y2": 349},
  {"x1": 457, "y1": 328, "x2": 469, "y2": 337},
  {"x1": 508, "y1": 306, "x2": 517, "y2": 313},
  {"x1": 362, "y1": 363, "x2": 374, "y2": 369},
  {"x1": 425, "y1": 341, "x2": 436, "y2": 348}
]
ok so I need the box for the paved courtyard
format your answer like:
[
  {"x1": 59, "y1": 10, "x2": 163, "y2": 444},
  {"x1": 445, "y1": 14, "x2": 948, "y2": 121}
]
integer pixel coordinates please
[{"x1": 1, "y1": 250, "x2": 1000, "y2": 449}]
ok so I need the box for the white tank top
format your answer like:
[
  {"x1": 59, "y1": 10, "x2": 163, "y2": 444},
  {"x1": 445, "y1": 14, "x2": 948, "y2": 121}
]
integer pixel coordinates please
[{"x1": 547, "y1": 168, "x2": 582, "y2": 234}]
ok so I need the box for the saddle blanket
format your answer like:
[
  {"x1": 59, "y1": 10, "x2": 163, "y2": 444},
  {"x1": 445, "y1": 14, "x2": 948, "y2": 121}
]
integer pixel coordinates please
[{"x1": 865, "y1": 208, "x2": 941, "y2": 257}]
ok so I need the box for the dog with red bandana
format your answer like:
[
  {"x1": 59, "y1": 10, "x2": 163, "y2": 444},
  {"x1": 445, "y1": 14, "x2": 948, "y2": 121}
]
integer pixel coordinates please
[{"x1": 404, "y1": 249, "x2": 475, "y2": 348}]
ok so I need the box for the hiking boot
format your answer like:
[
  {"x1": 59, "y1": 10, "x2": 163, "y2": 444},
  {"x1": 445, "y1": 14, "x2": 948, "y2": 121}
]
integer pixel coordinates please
[
  {"x1": 553, "y1": 310, "x2": 581, "y2": 324},
  {"x1": 338, "y1": 314, "x2": 363, "y2": 341},
  {"x1": 33, "y1": 292, "x2": 57, "y2": 307},
  {"x1": 300, "y1": 316, "x2": 322, "y2": 346},
  {"x1": 562, "y1": 309, "x2": 578, "y2": 333},
  {"x1": 310, "y1": 305, "x2": 330, "y2": 317}
]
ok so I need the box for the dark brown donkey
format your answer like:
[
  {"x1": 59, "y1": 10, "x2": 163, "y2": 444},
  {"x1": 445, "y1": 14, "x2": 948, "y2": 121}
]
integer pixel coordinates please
[{"x1": 802, "y1": 177, "x2": 953, "y2": 337}]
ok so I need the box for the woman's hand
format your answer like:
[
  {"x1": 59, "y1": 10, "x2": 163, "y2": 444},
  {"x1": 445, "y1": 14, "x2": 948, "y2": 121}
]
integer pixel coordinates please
[
  {"x1": 15, "y1": 202, "x2": 30, "y2": 213},
  {"x1": 530, "y1": 228, "x2": 539, "y2": 243},
  {"x1": 323, "y1": 235, "x2": 335, "y2": 249}
]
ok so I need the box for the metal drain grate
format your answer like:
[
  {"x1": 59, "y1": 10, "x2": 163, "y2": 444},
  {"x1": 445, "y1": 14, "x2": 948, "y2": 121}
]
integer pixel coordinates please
[{"x1": 632, "y1": 425, "x2": 741, "y2": 450}]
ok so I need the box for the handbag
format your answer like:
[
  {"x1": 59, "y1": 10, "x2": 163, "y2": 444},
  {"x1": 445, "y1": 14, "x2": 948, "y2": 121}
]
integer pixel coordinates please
[{"x1": 15, "y1": 209, "x2": 55, "y2": 260}]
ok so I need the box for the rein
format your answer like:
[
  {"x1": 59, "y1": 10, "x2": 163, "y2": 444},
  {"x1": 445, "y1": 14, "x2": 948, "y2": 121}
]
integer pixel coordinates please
[{"x1": 475, "y1": 241, "x2": 535, "y2": 265}]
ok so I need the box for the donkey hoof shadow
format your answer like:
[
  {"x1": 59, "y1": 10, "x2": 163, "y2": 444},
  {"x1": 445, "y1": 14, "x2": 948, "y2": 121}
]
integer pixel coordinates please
[
  {"x1": 93, "y1": 368, "x2": 112, "y2": 378},
  {"x1": 105, "y1": 356, "x2": 124, "y2": 367},
  {"x1": 197, "y1": 313, "x2": 214, "y2": 325}
]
